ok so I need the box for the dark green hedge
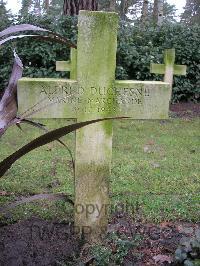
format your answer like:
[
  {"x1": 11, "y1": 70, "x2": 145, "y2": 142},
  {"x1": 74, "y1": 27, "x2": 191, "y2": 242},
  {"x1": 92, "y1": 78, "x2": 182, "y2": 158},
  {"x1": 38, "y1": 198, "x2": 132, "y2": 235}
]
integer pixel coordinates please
[
  {"x1": 0, "y1": 15, "x2": 199, "y2": 102},
  {"x1": 117, "y1": 22, "x2": 200, "y2": 102}
]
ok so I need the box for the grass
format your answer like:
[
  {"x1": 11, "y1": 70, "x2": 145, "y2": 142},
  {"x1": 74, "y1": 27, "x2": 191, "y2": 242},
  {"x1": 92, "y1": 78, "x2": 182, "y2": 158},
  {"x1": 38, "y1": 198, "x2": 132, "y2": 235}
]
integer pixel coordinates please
[{"x1": 0, "y1": 118, "x2": 199, "y2": 224}]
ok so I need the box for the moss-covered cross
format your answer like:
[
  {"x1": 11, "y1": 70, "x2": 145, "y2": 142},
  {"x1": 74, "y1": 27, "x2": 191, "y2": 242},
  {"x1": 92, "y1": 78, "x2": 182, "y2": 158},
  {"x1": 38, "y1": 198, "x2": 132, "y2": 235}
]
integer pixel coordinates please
[
  {"x1": 18, "y1": 11, "x2": 171, "y2": 242},
  {"x1": 56, "y1": 48, "x2": 77, "y2": 80},
  {"x1": 150, "y1": 49, "x2": 187, "y2": 96}
]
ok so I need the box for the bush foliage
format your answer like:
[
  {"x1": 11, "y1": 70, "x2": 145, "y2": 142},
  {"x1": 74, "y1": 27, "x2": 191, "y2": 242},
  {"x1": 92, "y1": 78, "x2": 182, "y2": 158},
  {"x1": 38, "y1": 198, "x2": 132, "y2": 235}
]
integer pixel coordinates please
[{"x1": 0, "y1": 14, "x2": 199, "y2": 102}]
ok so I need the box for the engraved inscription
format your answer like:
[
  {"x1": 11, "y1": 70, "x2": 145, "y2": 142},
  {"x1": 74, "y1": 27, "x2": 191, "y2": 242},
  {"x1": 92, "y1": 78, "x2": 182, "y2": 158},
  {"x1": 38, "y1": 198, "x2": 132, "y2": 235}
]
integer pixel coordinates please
[{"x1": 40, "y1": 85, "x2": 150, "y2": 114}]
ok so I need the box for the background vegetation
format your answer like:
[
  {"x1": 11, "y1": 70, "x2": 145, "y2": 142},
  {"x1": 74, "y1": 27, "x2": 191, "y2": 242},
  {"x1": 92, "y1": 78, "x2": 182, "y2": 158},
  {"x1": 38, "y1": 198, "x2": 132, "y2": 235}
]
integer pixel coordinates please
[{"x1": 0, "y1": 0, "x2": 199, "y2": 102}]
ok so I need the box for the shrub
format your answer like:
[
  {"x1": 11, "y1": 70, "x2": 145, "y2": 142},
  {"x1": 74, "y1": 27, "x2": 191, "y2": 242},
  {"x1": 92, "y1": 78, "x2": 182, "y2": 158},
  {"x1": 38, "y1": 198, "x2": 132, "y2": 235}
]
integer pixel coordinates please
[
  {"x1": 0, "y1": 14, "x2": 77, "y2": 94},
  {"x1": 117, "y1": 22, "x2": 200, "y2": 102}
]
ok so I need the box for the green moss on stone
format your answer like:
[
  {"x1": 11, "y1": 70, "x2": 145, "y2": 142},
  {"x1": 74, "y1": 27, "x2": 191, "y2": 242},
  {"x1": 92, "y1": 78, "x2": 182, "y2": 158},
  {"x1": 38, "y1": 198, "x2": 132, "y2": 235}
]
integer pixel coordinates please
[
  {"x1": 164, "y1": 49, "x2": 175, "y2": 66},
  {"x1": 75, "y1": 11, "x2": 119, "y2": 240}
]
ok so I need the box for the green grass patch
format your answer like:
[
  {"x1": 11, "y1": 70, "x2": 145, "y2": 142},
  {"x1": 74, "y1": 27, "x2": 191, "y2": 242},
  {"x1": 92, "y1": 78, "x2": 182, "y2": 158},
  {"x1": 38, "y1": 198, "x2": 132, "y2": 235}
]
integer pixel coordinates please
[{"x1": 0, "y1": 118, "x2": 199, "y2": 223}]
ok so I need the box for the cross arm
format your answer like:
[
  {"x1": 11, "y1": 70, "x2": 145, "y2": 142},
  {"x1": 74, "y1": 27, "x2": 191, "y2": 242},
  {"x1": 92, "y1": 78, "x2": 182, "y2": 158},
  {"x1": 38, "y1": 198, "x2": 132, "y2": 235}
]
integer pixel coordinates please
[
  {"x1": 56, "y1": 48, "x2": 77, "y2": 80},
  {"x1": 17, "y1": 79, "x2": 171, "y2": 120},
  {"x1": 174, "y1": 65, "x2": 187, "y2": 75},
  {"x1": 17, "y1": 78, "x2": 78, "y2": 119},
  {"x1": 150, "y1": 63, "x2": 165, "y2": 74},
  {"x1": 56, "y1": 61, "x2": 71, "y2": 71},
  {"x1": 114, "y1": 80, "x2": 171, "y2": 119},
  {"x1": 150, "y1": 63, "x2": 187, "y2": 76}
]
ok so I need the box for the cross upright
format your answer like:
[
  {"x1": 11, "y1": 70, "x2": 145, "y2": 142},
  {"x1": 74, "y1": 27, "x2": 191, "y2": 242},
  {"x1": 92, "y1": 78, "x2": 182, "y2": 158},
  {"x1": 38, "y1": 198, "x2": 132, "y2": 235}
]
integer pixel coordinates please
[
  {"x1": 18, "y1": 11, "x2": 171, "y2": 242},
  {"x1": 150, "y1": 48, "x2": 187, "y2": 96}
]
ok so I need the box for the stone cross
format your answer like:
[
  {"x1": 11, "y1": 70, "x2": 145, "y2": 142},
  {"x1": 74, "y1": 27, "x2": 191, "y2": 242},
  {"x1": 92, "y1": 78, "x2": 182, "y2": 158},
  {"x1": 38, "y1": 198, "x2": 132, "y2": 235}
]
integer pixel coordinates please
[
  {"x1": 56, "y1": 48, "x2": 77, "y2": 80},
  {"x1": 17, "y1": 11, "x2": 171, "y2": 242},
  {"x1": 150, "y1": 48, "x2": 187, "y2": 96}
]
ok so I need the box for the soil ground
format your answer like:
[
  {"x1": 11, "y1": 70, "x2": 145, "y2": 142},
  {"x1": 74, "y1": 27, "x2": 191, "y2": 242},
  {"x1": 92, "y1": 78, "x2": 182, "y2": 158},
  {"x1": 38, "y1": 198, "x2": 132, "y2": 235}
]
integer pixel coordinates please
[
  {"x1": 110, "y1": 214, "x2": 200, "y2": 266},
  {"x1": 0, "y1": 217, "x2": 80, "y2": 266},
  {"x1": 0, "y1": 103, "x2": 199, "y2": 266},
  {"x1": 170, "y1": 103, "x2": 200, "y2": 118},
  {"x1": 0, "y1": 214, "x2": 199, "y2": 266}
]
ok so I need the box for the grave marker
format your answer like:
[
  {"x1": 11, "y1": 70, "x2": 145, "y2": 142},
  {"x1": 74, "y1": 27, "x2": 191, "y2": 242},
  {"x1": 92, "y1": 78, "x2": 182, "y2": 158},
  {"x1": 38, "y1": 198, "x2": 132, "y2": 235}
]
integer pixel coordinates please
[
  {"x1": 18, "y1": 11, "x2": 171, "y2": 241},
  {"x1": 150, "y1": 48, "x2": 187, "y2": 96},
  {"x1": 56, "y1": 48, "x2": 77, "y2": 79}
]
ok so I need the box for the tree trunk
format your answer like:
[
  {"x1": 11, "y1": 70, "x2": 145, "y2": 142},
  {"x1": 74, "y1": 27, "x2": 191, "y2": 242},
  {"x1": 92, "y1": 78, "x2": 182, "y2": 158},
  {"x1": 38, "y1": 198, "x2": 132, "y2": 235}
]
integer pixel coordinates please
[
  {"x1": 153, "y1": 0, "x2": 158, "y2": 22},
  {"x1": 119, "y1": 0, "x2": 129, "y2": 20},
  {"x1": 153, "y1": 0, "x2": 163, "y2": 26},
  {"x1": 79, "y1": 0, "x2": 98, "y2": 11},
  {"x1": 109, "y1": 0, "x2": 116, "y2": 12},
  {"x1": 44, "y1": 0, "x2": 50, "y2": 10},
  {"x1": 157, "y1": 0, "x2": 163, "y2": 26},
  {"x1": 141, "y1": 0, "x2": 148, "y2": 24},
  {"x1": 63, "y1": 0, "x2": 78, "y2": 15},
  {"x1": 34, "y1": 0, "x2": 41, "y2": 15},
  {"x1": 63, "y1": 0, "x2": 98, "y2": 16}
]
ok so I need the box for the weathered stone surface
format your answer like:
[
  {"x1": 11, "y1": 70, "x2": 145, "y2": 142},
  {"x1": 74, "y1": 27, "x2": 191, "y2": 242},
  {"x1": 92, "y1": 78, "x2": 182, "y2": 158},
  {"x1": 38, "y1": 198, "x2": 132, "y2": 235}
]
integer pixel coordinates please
[
  {"x1": 18, "y1": 78, "x2": 78, "y2": 119},
  {"x1": 74, "y1": 11, "x2": 118, "y2": 241},
  {"x1": 150, "y1": 49, "x2": 187, "y2": 92},
  {"x1": 56, "y1": 61, "x2": 71, "y2": 72},
  {"x1": 115, "y1": 80, "x2": 170, "y2": 119},
  {"x1": 18, "y1": 80, "x2": 170, "y2": 119},
  {"x1": 56, "y1": 48, "x2": 77, "y2": 80}
]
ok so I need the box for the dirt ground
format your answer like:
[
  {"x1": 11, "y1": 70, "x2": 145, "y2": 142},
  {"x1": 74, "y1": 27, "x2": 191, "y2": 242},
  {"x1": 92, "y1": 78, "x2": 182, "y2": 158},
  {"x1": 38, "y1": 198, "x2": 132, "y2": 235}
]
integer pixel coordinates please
[
  {"x1": 0, "y1": 103, "x2": 199, "y2": 266},
  {"x1": 110, "y1": 214, "x2": 200, "y2": 266},
  {"x1": 0, "y1": 214, "x2": 199, "y2": 266},
  {"x1": 0, "y1": 217, "x2": 80, "y2": 266},
  {"x1": 170, "y1": 103, "x2": 200, "y2": 118}
]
